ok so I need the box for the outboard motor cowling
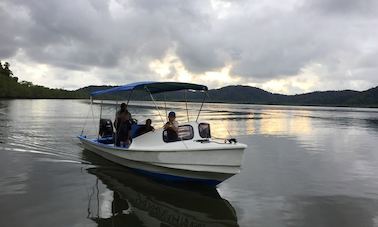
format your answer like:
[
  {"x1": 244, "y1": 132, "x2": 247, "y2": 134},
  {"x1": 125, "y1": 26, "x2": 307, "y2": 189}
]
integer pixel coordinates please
[{"x1": 99, "y1": 119, "x2": 114, "y2": 143}]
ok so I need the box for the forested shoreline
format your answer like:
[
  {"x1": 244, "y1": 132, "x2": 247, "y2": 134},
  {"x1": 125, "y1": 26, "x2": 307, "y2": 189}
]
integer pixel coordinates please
[
  {"x1": 0, "y1": 61, "x2": 86, "y2": 99},
  {"x1": 0, "y1": 61, "x2": 377, "y2": 107}
]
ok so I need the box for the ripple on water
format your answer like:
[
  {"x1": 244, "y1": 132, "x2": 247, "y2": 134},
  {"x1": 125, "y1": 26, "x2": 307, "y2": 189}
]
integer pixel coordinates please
[{"x1": 0, "y1": 172, "x2": 28, "y2": 195}]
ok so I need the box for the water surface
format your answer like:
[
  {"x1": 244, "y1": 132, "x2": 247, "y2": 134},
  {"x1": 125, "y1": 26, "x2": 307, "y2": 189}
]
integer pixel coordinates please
[{"x1": 1, "y1": 99, "x2": 378, "y2": 227}]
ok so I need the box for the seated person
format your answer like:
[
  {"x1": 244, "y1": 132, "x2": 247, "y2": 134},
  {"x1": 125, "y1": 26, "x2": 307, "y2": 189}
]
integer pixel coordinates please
[
  {"x1": 163, "y1": 112, "x2": 179, "y2": 142},
  {"x1": 135, "y1": 119, "x2": 155, "y2": 137}
]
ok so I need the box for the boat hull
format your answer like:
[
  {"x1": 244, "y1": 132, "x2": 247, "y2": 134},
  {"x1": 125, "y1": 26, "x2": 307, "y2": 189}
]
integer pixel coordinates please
[{"x1": 79, "y1": 136, "x2": 245, "y2": 185}]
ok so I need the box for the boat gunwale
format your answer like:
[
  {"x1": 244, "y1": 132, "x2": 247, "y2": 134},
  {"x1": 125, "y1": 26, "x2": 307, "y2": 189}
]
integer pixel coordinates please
[{"x1": 78, "y1": 135, "x2": 247, "y2": 152}]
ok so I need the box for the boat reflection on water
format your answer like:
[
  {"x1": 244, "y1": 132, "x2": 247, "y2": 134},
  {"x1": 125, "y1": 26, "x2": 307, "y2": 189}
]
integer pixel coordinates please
[{"x1": 82, "y1": 150, "x2": 239, "y2": 227}]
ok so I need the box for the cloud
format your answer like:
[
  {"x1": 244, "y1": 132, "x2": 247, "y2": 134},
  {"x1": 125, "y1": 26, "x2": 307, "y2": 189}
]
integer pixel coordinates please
[
  {"x1": 303, "y1": 0, "x2": 378, "y2": 16},
  {"x1": 0, "y1": 0, "x2": 377, "y2": 93}
]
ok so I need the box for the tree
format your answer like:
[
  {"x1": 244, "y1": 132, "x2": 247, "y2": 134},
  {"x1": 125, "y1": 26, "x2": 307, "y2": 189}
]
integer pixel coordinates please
[
  {"x1": 20, "y1": 80, "x2": 33, "y2": 87},
  {"x1": 3, "y1": 62, "x2": 13, "y2": 76},
  {"x1": 4, "y1": 62, "x2": 9, "y2": 69}
]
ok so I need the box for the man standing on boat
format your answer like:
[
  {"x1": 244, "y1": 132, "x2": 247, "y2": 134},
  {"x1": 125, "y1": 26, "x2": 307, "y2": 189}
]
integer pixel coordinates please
[
  {"x1": 114, "y1": 103, "x2": 131, "y2": 129},
  {"x1": 115, "y1": 103, "x2": 132, "y2": 146}
]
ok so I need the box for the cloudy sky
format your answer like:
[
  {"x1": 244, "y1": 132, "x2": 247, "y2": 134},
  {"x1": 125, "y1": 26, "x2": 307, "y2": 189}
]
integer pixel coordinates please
[{"x1": 1, "y1": 0, "x2": 377, "y2": 94}]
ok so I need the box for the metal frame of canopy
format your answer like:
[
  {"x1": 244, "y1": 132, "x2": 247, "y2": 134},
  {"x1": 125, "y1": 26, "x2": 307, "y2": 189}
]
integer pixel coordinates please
[
  {"x1": 84, "y1": 81, "x2": 209, "y2": 138},
  {"x1": 90, "y1": 81, "x2": 208, "y2": 96}
]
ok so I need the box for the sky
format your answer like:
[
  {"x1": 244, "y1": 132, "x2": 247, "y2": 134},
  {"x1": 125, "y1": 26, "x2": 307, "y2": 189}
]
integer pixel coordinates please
[{"x1": 0, "y1": 0, "x2": 377, "y2": 94}]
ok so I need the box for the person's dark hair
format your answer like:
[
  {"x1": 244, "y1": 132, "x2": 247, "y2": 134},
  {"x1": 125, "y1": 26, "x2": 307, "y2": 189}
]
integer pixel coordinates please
[
  {"x1": 168, "y1": 111, "x2": 176, "y2": 117},
  {"x1": 146, "y1": 119, "x2": 152, "y2": 125},
  {"x1": 120, "y1": 103, "x2": 126, "y2": 111}
]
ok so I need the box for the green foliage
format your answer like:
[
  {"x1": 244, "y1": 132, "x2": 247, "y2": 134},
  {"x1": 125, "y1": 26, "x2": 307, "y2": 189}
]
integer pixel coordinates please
[{"x1": 0, "y1": 61, "x2": 87, "y2": 99}]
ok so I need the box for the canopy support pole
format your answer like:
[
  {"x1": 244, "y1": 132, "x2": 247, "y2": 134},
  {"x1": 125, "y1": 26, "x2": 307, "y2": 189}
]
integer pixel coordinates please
[
  {"x1": 80, "y1": 98, "x2": 92, "y2": 136},
  {"x1": 126, "y1": 90, "x2": 134, "y2": 106},
  {"x1": 185, "y1": 90, "x2": 189, "y2": 122},
  {"x1": 196, "y1": 92, "x2": 207, "y2": 122},
  {"x1": 114, "y1": 100, "x2": 118, "y2": 146},
  {"x1": 98, "y1": 100, "x2": 103, "y2": 140},
  {"x1": 145, "y1": 87, "x2": 165, "y2": 124},
  {"x1": 164, "y1": 93, "x2": 168, "y2": 122},
  {"x1": 90, "y1": 97, "x2": 98, "y2": 137}
]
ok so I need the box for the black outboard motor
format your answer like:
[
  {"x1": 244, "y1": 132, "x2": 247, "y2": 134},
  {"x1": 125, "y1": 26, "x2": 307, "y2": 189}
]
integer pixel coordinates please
[{"x1": 99, "y1": 119, "x2": 114, "y2": 144}]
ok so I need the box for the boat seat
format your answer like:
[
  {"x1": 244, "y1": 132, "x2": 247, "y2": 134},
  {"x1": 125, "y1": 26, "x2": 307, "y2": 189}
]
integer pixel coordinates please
[
  {"x1": 130, "y1": 124, "x2": 143, "y2": 138},
  {"x1": 97, "y1": 136, "x2": 114, "y2": 144}
]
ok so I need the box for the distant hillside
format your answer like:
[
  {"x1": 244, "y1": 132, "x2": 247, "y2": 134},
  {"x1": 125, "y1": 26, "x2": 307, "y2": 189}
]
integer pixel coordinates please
[
  {"x1": 207, "y1": 86, "x2": 283, "y2": 104},
  {"x1": 0, "y1": 60, "x2": 377, "y2": 107},
  {"x1": 80, "y1": 84, "x2": 378, "y2": 107},
  {"x1": 204, "y1": 85, "x2": 378, "y2": 107}
]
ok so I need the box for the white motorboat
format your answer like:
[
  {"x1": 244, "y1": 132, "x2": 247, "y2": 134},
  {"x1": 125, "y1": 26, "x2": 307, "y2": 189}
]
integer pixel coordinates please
[{"x1": 78, "y1": 81, "x2": 247, "y2": 186}]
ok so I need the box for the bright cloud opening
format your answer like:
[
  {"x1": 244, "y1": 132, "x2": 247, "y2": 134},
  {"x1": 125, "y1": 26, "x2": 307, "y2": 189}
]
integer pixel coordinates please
[{"x1": 149, "y1": 51, "x2": 241, "y2": 89}]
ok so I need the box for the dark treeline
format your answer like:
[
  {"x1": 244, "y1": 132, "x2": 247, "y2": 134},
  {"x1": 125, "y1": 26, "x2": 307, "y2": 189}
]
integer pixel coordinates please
[
  {"x1": 206, "y1": 85, "x2": 378, "y2": 107},
  {"x1": 1, "y1": 60, "x2": 377, "y2": 107},
  {"x1": 80, "y1": 84, "x2": 378, "y2": 107},
  {"x1": 0, "y1": 61, "x2": 86, "y2": 99}
]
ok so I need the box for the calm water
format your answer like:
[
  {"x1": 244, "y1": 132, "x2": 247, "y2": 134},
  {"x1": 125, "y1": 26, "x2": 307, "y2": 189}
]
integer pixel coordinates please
[{"x1": 1, "y1": 99, "x2": 378, "y2": 227}]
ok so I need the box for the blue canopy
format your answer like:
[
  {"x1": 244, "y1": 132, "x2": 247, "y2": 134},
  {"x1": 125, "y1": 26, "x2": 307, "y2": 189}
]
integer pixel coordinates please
[{"x1": 90, "y1": 81, "x2": 208, "y2": 97}]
